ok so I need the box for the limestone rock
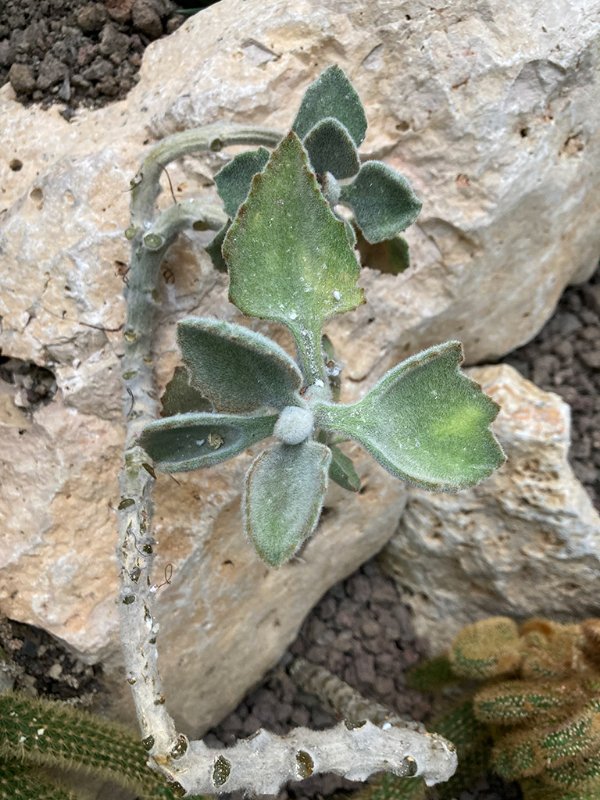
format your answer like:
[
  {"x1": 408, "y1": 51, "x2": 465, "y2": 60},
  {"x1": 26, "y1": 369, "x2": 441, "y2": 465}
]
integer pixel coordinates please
[
  {"x1": 1, "y1": 0, "x2": 600, "y2": 733},
  {"x1": 383, "y1": 365, "x2": 600, "y2": 649}
]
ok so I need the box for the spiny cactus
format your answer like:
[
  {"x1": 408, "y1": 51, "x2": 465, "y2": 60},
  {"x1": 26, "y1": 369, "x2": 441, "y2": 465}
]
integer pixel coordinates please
[
  {"x1": 0, "y1": 691, "x2": 203, "y2": 799},
  {"x1": 333, "y1": 617, "x2": 600, "y2": 800}
]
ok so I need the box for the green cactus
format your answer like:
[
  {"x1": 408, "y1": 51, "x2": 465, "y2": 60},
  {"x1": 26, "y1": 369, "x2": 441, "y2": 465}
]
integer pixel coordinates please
[
  {"x1": 0, "y1": 691, "x2": 204, "y2": 799},
  {"x1": 342, "y1": 617, "x2": 600, "y2": 800}
]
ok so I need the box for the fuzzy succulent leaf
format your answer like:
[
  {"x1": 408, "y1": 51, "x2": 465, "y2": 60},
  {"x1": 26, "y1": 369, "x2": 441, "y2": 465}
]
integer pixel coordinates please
[
  {"x1": 205, "y1": 223, "x2": 229, "y2": 272},
  {"x1": 356, "y1": 229, "x2": 411, "y2": 274},
  {"x1": 328, "y1": 444, "x2": 361, "y2": 492},
  {"x1": 314, "y1": 341, "x2": 504, "y2": 491},
  {"x1": 223, "y1": 133, "x2": 364, "y2": 372},
  {"x1": 160, "y1": 366, "x2": 212, "y2": 416},
  {"x1": 177, "y1": 317, "x2": 304, "y2": 412},
  {"x1": 341, "y1": 162, "x2": 422, "y2": 243},
  {"x1": 303, "y1": 117, "x2": 360, "y2": 179},
  {"x1": 243, "y1": 441, "x2": 331, "y2": 567},
  {"x1": 214, "y1": 147, "x2": 271, "y2": 218},
  {"x1": 292, "y1": 65, "x2": 367, "y2": 146},
  {"x1": 139, "y1": 412, "x2": 277, "y2": 472}
]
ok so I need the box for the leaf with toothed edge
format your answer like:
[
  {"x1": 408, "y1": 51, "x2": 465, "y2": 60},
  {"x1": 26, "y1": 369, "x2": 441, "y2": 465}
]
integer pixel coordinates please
[
  {"x1": 177, "y1": 317, "x2": 304, "y2": 412},
  {"x1": 313, "y1": 341, "x2": 505, "y2": 491},
  {"x1": 244, "y1": 441, "x2": 332, "y2": 567},
  {"x1": 341, "y1": 161, "x2": 422, "y2": 244},
  {"x1": 293, "y1": 65, "x2": 367, "y2": 146},
  {"x1": 223, "y1": 133, "x2": 364, "y2": 361},
  {"x1": 139, "y1": 412, "x2": 277, "y2": 472},
  {"x1": 214, "y1": 147, "x2": 271, "y2": 218}
]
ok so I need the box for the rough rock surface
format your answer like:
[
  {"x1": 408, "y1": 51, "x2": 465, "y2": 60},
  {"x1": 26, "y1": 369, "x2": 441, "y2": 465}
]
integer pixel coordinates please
[
  {"x1": 1, "y1": 0, "x2": 600, "y2": 732},
  {"x1": 506, "y1": 265, "x2": 600, "y2": 510},
  {"x1": 383, "y1": 364, "x2": 600, "y2": 648}
]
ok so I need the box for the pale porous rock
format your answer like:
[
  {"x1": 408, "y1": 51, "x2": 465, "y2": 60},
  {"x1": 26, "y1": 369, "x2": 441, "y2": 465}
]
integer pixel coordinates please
[
  {"x1": 1, "y1": 0, "x2": 600, "y2": 732},
  {"x1": 383, "y1": 364, "x2": 600, "y2": 649}
]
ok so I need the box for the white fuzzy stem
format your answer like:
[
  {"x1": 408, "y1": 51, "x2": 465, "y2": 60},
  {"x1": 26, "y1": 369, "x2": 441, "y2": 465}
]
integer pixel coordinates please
[{"x1": 159, "y1": 721, "x2": 457, "y2": 795}]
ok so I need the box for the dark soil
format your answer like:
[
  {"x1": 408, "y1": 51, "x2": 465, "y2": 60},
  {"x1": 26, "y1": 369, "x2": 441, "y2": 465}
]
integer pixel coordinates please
[
  {"x1": 0, "y1": 0, "x2": 187, "y2": 112},
  {"x1": 2, "y1": 4, "x2": 598, "y2": 799},
  {"x1": 0, "y1": 617, "x2": 103, "y2": 703}
]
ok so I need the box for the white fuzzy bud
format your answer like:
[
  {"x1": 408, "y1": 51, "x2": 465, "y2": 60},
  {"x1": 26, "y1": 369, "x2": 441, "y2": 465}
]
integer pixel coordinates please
[{"x1": 274, "y1": 406, "x2": 314, "y2": 445}]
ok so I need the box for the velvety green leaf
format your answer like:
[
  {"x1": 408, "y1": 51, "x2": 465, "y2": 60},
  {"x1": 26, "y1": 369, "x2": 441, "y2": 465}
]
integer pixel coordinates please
[
  {"x1": 314, "y1": 341, "x2": 504, "y2": 490},
  {"x1": 214, "y1": 147, "x2": 270, "y2": 218},
  {"x1": 177, "y1": 317, "x2": 304, "y2": 412},
  {"x1": 205, "y1": 223, "x2": 229, "y2": 272},
  {"x1": 139, "y1": 412, "x2": 277, "y2": 472},
  {"x1": 160, "y1": 366, "x2": 212, "y2": 416},
  {"x1": 223, "y1": 133, "x2": 364, "y2": 371},
  {"x1": 304, "y1": 118, "x2": 360, "y2": 179},
  {"x1": 356, "y1": 228, "x2": 411, "y2": 274},
  {"x1": 341, "y1": 161, "x2": 422, "y2": 243},
  {"x1": 329, "y1": 444, "x2": 361, "y2": 492},
  {"x1": 293, "y1": 65, "x2": 367, "y2": 146},
  {"x1": 243, "y1": 441, "x2": 331, "y2": 567}
]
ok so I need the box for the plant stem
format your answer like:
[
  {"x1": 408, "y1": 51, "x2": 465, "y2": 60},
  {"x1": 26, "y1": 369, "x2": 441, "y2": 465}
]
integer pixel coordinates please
[
  {"x1": 118, "y1": 201, "x2": 226, "y2": 764},
  {"x1": 292, "y1": 323, "x2": 329, "y2": 391},
  {"x1": 130, "y1": 125, "x2": 281, "y2": 230}
]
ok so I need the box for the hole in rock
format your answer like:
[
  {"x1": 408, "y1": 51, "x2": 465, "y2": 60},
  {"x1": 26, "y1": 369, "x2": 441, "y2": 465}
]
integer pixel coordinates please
[
  {"x1": 9, "y1": 159, "x2": 23, "y2": 171},
  {"x1": 0, "y1": 354, "x2": 57, "y2": 410},
  {"x1": 29, "y1": 186, "x2": 44, "y2": 208}
]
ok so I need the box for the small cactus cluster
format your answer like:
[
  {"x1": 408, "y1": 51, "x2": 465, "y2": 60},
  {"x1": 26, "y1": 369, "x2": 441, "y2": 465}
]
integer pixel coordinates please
[
  {"x1": 463, "y1": 617, "x2": 600, "y2": 800},
  {"x1": 350, "y1": 616, "x2": 600, "y2": 800},
  {"x1": 0, "y1": 691, "x2": 203, "y2": 800}
]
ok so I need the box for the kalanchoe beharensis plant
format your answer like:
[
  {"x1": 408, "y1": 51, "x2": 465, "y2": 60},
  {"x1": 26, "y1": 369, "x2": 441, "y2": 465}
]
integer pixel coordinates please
[
  {"x1": 117, "y1": 66, "x2": 496, "y2": 796},
  {"x1": 139, "y1": 66, "x2": 505, "y2": 568}
]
